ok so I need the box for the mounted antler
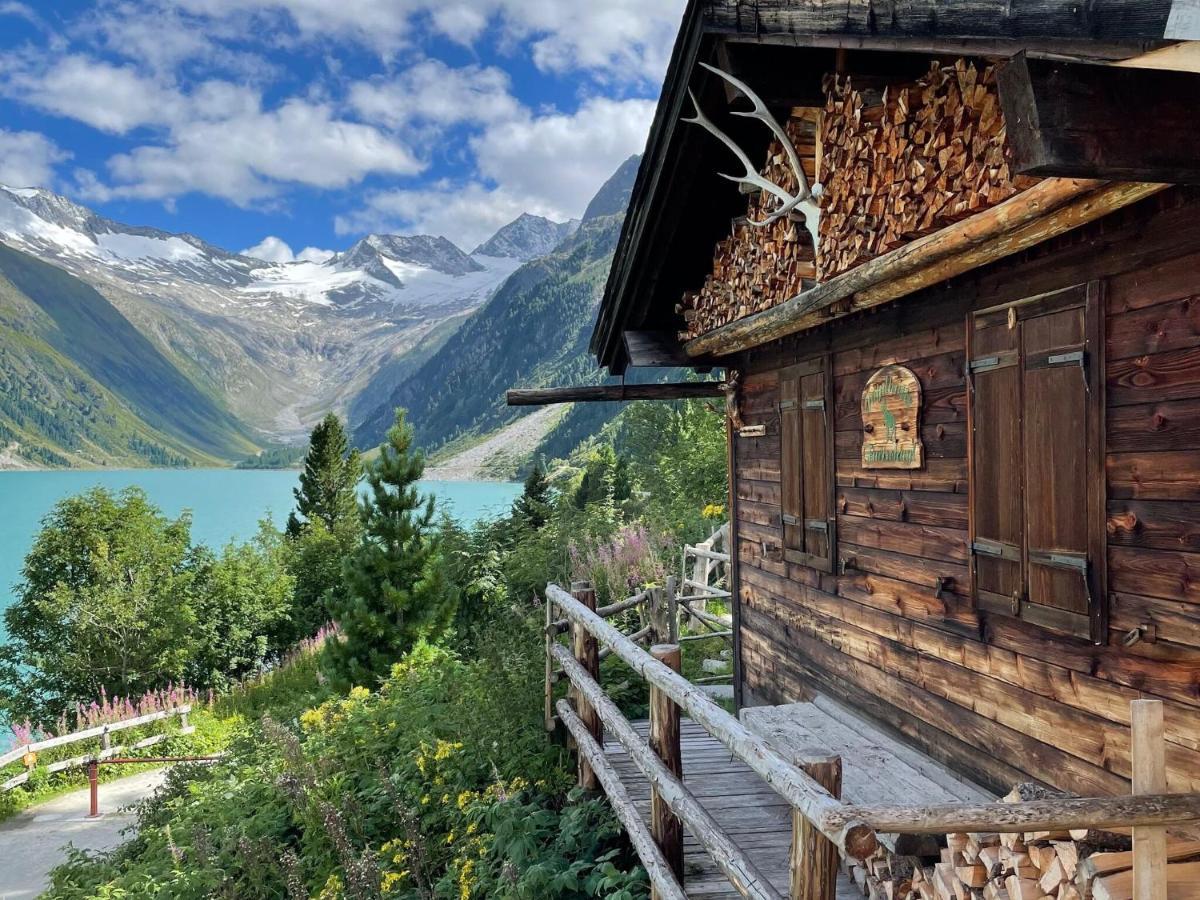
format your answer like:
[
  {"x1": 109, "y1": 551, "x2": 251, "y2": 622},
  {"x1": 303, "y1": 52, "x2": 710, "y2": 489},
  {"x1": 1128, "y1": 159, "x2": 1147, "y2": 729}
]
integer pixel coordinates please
[{"x1": 683, "y1": 61, "x2": 821, "y2": 248}]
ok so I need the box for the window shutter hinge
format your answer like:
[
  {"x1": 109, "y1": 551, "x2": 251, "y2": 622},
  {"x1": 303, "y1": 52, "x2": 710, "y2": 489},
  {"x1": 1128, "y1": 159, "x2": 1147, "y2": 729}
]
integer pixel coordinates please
[
  {"x1": 968, "y1": 355, "x2": 1001, "y2": 373},
  {"x1": 802, "y1": 398, "x2": 826, "y2": 411},
  {"x1": 1046, "y1": 350, "x2": 1085, "y2": 368},
  {"x1": 781, "y1": 513, "x2": 801, "y2": 526},
  {"x1": 778, "y1": 399, "x2": 797, "y2": 412},
  {"x1": 804, "y1": 518, "x2": 828, "y2": 532}
]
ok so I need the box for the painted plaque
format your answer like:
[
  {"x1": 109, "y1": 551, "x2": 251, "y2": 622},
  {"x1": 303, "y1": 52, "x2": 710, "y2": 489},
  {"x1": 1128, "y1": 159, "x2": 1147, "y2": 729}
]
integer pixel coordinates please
[{"x1": 861, "y1": 365, "x2": 924, "y2": 469}]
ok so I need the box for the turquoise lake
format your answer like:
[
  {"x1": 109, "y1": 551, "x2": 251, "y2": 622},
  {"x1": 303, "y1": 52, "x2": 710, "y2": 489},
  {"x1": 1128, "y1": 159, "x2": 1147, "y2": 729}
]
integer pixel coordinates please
[{"x1": 0, "y1": 469, "x2": 522, "y2": 638}]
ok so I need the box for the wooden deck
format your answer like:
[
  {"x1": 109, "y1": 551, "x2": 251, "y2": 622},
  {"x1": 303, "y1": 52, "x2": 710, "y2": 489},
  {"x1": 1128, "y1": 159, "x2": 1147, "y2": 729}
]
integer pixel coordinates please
[
  {"x1": 604, "y1": 718, "x2": 861, "y2": 899},
  {"x1": 603, "y1": 696, "x2": 993, "y2": 899}
]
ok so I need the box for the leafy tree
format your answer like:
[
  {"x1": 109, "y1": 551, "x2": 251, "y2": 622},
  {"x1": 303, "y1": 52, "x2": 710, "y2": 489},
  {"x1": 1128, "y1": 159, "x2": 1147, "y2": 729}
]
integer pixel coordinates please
[
  {"x1": 323, "y1": 410, "x2": 455, "y2": 691},
  {"x1": 286, "y1": 413, "x2": 362, "y2": 536},
  {"x1": 572, "y1": 444, "x2": 630, "y2": 509},
  {"x1": 0, "y1": 488, "x2": 199, "y2": 723},
  {"x1": 282, "y1": 517, "x2": 359, "y2": 642},
  {"x1": 188, "y1": 523, "x2": 295, "y2": 690},
  {"x1": 512, "y1": 457, "x2": 551, "y2": 529}
]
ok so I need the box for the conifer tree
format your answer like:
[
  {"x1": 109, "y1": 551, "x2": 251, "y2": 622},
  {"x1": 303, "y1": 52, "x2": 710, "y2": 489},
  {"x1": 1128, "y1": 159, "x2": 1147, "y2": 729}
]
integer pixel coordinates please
[
  {"x1": 512, "y1": 458, "x2": 551, "y2": 529},
  {"x1": 287, "y1": 413, "x2": 362, "y2": 536},
  {"x1": 323, "y1": 410, "x2": 455, "y2": 690}
]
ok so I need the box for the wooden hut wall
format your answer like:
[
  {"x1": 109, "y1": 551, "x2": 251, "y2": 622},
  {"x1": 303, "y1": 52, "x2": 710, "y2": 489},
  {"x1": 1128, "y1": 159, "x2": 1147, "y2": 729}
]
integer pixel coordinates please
[{"x1": 731, "y1": 187, "x2": 1200, "y2": 799}]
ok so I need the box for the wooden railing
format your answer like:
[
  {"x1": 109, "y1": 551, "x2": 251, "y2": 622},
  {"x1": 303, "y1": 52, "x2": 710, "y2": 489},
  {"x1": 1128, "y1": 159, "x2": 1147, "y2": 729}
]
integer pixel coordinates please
[
  {"x1": 1, "y1": 705, "x2": 193, "y2": 792},
  {"x1": 545, "y1": 581, "x2": 1200, "y2": 900}
]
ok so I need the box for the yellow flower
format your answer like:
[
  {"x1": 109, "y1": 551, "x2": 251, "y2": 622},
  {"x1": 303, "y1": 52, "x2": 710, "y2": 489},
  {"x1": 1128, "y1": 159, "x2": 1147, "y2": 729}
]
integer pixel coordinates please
[{"x1": 349, "y1": 686, "x2": 371, "y2": 701}]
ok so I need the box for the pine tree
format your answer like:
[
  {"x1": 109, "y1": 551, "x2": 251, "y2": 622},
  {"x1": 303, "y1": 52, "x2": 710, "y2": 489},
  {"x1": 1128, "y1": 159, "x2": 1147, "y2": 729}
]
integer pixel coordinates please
[
  {"x1": 323, "y1": 410, "x2": 455, "y2": 690},
  {"x1": 287, "y1": 413, "x2": 362, "y2": 536},
  {"x1": 512, "y1": 458, "x2": 551, "y2": 529}
]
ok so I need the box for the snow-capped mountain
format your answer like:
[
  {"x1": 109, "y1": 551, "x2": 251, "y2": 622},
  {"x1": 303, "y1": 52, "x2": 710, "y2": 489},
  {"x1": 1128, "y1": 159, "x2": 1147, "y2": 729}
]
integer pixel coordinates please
[
  {"x1": 0, "y1": 184, "x2": 527, "y2": 440},
  {"x1": 472, "y1": 213, "x2": 578, "y2": 260}
]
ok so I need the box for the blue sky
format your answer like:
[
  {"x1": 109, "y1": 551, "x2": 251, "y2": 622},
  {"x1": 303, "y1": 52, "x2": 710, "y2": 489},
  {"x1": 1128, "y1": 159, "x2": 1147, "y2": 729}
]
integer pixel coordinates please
[{"x1": 0, "y1": 0, "x2": 684, "y2": 259}]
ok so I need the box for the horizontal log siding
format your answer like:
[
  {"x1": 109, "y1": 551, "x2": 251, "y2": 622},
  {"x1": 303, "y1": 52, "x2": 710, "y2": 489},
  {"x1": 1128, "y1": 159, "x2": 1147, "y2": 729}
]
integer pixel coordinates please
[{"x1": 732, "y1": 188, "x2": 1200, "y2": 799}]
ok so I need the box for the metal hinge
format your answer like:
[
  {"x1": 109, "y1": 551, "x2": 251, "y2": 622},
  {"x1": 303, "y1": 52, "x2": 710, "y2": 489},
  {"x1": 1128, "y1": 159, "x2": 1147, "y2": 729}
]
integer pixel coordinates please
[
  {"x1": 971, "y1": 539, "x2": 1021, "y2": 562},
  {"x1": 778, "y1": 399, "x2": 797, "y2": 412},
  {"x1": 1046, "y1": 350, "x2": 1085, "y2": 368},
  {"x1": 804, "y1": 519, "x2": 828, "y2": 532},
  {"x1": 781, "y1": 513, "x2": 801, "y2": 526},
  {"x1": 968, "y1": 355, "x2": 1001, "y2": 373},
  {"x1": 803, "y1": 398, "x2": 826, "y2": 411}
]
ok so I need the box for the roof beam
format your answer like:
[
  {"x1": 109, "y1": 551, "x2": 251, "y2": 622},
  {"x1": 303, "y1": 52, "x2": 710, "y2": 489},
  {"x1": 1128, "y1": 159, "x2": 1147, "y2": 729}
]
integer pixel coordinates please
[
  {"x1": 998, "y1": 51, "x2": 1200, "y2": 184},
  {"x1": 506, "y1": 383, "x2": 725, "y2": 406}
]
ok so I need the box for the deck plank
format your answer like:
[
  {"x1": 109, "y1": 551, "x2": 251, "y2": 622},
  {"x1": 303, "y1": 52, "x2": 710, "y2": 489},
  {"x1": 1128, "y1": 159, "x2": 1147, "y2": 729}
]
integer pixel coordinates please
[{"x1": 602, "y1": 719, "x2": 861, "y2": 899}]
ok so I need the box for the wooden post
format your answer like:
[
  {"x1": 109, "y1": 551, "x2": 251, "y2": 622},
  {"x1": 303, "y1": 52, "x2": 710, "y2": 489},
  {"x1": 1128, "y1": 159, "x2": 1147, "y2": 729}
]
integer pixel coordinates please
[
  {"x1": 650, "y1": 644, "x2": 684, "y2": 895},
  {"x1": 544, "y1": 592, "x2": 556, "y2": 732},
  {"x1": 572, "y1": 582, "x2": 601, "y2": 790},
  {"x1": 792, "y1": 753, "x2": 842, "y2": 900},
  {"x1": 100, "y1": 728, "x2": 111, "y2": 752},
  {"x1": 1131, "y1": 700, "x2": 1167, "y2": 900},
  {"x1": 87, "y1": 759, "x2": 100, "y2": 818},
  {"x1": 665, "y1": 576, "x2": 679, "y2": 644}
]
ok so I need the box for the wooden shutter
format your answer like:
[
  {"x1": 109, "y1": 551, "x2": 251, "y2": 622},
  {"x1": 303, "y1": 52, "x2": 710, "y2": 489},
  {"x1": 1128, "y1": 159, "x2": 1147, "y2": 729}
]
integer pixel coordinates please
[
  {"x1": 968, "y1": 283, "x2": 1106, "y2": 642},
  {"x1": 780, "y1": 357, "x2": 835, "y2": 573},
  {"x1": 968, "y1": 309, "x2": 1025, "y2": 614}
]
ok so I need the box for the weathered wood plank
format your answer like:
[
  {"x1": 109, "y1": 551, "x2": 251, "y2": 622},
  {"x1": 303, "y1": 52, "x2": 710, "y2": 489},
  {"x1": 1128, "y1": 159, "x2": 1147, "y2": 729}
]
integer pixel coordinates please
[
  {"x1": 1107, "y1": 398, "x2": 1200, "y2": 453},
  {"x1": 1107, "y1": 500, "x2": 1200, "y2": 552},
  {"x1": 836, "y1": 488, "x2": 968, "y2": 529},
  {"x1": 998, "y1": 53, "x2": 1200, "y2": 184}
]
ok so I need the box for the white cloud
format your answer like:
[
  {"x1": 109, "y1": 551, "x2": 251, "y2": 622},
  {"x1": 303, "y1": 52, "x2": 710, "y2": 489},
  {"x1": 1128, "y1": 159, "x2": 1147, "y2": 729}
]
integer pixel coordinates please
[
  {"x1": 241, "y1": 235, "x2": 295, "y2": 263},
  {"x1": 336, "y1": 96, "x2": 654, "y2": 248},
  {"x1": 472, "y1": 96, "x2": 655, "y2": 218},
  {"x1": 165, "y1": 0, "x2": 685, "y2": 83},
  {"x1": 3, "y1": 55, "x2": 186, "y2": 134},
  {"x1": 0, "y1": 129, "x2": 69, "y2": 188},
  {"x1": 349, "y1": 60, "x2": 521, "y2": 130}
]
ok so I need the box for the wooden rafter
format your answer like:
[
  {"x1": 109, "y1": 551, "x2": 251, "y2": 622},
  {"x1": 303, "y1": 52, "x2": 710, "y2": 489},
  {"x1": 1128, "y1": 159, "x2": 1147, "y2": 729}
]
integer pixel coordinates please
[{"x1": 506, "y1": 382, "x2": 725, "y2": 406}]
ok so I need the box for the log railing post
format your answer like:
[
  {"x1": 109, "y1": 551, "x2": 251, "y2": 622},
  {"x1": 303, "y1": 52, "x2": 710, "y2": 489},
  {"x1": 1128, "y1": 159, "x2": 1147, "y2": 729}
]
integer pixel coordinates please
[
  {"x1": 544, "y1": 592, "x2": 556, "y2": 732},
  {"x1": 665, "y1": 576, "x2": 679, "y2": 644},
  {"x1": 1131, "y1": 699, "x2": 1167, "y2": 900},
  {"x1": 650, "y1": 643, "x2": 684, "y2": 895},
  {"x1": 791, "y1": 753, "x2": 842, "y2": 900},
  {"x1": 572, "y1": 582, "x2": 601, "y2": 790}
]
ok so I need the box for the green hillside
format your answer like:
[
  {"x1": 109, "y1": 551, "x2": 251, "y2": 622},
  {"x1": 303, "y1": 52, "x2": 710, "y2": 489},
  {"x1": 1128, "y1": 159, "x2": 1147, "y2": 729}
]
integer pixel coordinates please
[{"x1": 0, "y1": 242, "x2": 259, "y2": 467}]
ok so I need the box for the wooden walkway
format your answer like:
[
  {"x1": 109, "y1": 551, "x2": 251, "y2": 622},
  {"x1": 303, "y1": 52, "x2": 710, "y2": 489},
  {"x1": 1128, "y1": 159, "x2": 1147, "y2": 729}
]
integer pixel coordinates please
[
  {"x1": 603, "y1": 696, "x2": 993, "y2": 899},
  {"x1": 603, "y1": 718, "x2": 861, "y2": 899}
]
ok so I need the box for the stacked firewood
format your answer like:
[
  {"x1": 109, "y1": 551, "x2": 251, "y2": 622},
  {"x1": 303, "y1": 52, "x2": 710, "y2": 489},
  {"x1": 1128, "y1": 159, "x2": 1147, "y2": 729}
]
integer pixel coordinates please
[
  {"x1": 675, "y1": 115, "x2": 818, "y2": 341},
  {"x1": 841, "y1": 786, "x2": 1200, "y2": 900},
  {"x1": 818, "y1": 58, "x2": 1036, "y2": 280}
]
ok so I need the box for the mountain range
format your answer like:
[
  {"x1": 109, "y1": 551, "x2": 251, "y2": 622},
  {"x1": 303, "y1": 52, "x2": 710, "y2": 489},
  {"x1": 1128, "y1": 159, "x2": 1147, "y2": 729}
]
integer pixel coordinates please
[{"x1": 0, "y1": 157, "x2": 640, "y2": 471}]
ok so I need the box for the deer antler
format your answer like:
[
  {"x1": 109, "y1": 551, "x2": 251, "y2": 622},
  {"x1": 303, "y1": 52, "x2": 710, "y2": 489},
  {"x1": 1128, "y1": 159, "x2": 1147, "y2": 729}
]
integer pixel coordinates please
[{"x1": 683, "y1": 61, "x2": 820, "y2": 247}]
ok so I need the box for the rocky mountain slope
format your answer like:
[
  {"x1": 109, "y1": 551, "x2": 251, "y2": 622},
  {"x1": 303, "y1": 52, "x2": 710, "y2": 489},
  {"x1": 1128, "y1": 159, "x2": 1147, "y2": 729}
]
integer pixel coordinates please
[
  {"x1": 0, "y1": 186, "x2": 572, "y2": 458},
  {"x1": 353, "y1": 158, "x2": 640, "y2": 463},
  {"x1": 0, "y1": 242, "x2": 257, "y2": 467}
]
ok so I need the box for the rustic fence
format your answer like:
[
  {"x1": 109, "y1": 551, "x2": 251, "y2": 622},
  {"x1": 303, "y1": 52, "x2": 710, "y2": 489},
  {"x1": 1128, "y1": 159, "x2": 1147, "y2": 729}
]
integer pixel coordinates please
[
  {"x1": 544, "y1": 582, "x2": 1200, "y2": 900},
  {"x1": 1, "y1": 705, "x2": 193, "y2": 792}
]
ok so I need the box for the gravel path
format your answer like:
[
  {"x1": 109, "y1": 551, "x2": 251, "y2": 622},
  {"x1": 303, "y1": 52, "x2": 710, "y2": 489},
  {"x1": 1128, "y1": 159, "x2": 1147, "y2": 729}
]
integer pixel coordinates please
[{"x1": 0, "y1": 769, "x2": 168, "y2": 899}]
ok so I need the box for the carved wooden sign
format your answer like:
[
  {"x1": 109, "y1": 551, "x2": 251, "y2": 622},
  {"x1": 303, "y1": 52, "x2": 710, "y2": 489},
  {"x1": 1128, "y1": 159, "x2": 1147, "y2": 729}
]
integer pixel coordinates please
[{"x1": 861, "y1": 365, "x2": 924, "y2": 469}]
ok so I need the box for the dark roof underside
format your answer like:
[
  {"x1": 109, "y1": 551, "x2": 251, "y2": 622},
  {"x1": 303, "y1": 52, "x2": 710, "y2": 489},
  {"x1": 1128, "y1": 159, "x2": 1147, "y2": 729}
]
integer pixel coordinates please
[{"x1": 592, "y1": 0, "x2": 1177, "y2": 373}]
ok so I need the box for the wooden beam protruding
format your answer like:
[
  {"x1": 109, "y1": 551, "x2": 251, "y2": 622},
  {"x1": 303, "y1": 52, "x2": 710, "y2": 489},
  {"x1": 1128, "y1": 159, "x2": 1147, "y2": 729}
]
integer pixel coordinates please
[
  {"x1": 997, "y1": 52, "x2": 1200, "y2": 185},
  {"x1": 506, "y1": 383, "x2": 725, "y2": 406}
]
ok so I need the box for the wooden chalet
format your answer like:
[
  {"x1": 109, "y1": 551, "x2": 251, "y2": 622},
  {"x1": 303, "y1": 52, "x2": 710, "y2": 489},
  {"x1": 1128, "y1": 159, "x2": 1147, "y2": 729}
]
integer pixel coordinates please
[{"x1": 533, "y1": 3, "x2": 1200, "y2": 899}]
